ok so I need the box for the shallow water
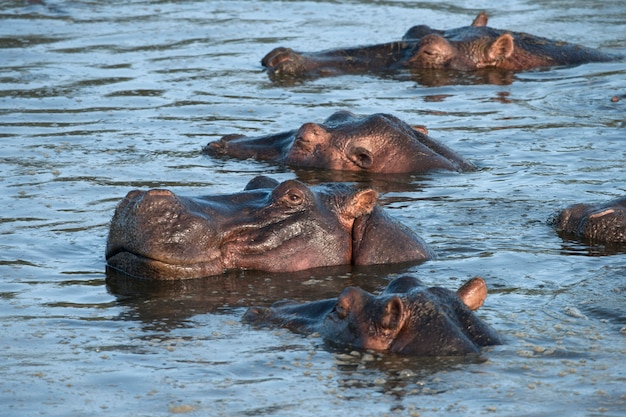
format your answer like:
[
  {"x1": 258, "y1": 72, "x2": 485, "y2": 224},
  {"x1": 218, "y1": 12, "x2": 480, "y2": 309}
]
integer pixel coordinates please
[{"x1": 1, "y1": 0, "x2": 625, "y2": 416}]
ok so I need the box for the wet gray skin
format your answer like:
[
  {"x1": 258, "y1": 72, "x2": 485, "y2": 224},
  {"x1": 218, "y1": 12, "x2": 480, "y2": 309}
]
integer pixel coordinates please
[
  {"x1": 244, "y1": 275, "x2": 501, "y2": 356},
  {"x1": 204, "y1": 110, "x2": 475, "y2": 174},
  {"x1": 552, "y1": 197, "x2": 626, "y2": 244},
  {"x1": 106, "y1": 176, "x2": 434, "y2": 280},
  {"x1": 262, "y1": 12, "x2": 620, "y2": 79}
]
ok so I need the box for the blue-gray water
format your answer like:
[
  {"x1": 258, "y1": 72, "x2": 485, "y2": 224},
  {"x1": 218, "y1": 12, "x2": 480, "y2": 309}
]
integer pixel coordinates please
[{"x1": 1, "y1": 1, "x2": 625, "y2": 416}]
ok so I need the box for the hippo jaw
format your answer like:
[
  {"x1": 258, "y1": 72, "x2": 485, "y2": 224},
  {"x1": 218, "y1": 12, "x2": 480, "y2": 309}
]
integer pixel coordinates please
[{"x1": 106, "y1": 251, "x2": 223, "y2": 280}]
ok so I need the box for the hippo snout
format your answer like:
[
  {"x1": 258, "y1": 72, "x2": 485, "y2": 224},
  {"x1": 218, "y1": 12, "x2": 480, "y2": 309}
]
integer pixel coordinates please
[
  {"x1": 293, "y1": 123, "x2": 328, "y2": 151},
  {"x1": 106, "y1": 189, "x2": 225, "y2": 279}
]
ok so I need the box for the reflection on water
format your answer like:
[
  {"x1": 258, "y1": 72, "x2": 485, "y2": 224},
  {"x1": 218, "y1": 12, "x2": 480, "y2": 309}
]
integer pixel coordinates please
[
  {"x1": 105, "y1": 264, "x2": 399, "y2": 326},
  {"x1": 1, "y1": 0, "x2": 626, "y2": 416}
]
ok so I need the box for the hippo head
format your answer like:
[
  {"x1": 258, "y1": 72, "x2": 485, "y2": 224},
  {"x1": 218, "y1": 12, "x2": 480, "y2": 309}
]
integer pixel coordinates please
[
  {"x1": 321, "y1": 276, "x2": 499, "y2": 355},
  {"x1": 206, "y1": 111, "x2": 473, "y2": 173},
  {"x1": 244, "y1": 275, "x2": 501, "y2": 356},
  {"x1": 284, "y1": 111, "x2": 468, "y2": 173},
  {"x1": 106, "y1": 176, "x2": 433, "y2": 280},
  {"x1": 403, "y1": 12, "x2": 615, "y2": 72}
]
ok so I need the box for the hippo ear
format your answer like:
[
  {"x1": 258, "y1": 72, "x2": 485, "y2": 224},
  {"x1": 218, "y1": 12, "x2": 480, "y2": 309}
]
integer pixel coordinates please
[
  {"x1": 343, "y1": 189, "x2": 378, "y2": 220},
  {"x1": 471, "y1": 12, "x2": 488, "y2": 27},
  {"x1": 487, "y1": 33, "x2": 514, "y2": 62},
  {"x1": 381, "y1": 296, "x2": 405, "y2": 330},
  {"x1": 456, "y1": 276, "x2": 488, "y2": 311},
  {"x1": 244, "y1": 176, "x2": 280, "y2": 191},
  {"x1": 411, "y1": 125, "x2": 429, "y2": 136},
  {"x1": 347, "y1": 146, "x2": 374, "y2": 169}
]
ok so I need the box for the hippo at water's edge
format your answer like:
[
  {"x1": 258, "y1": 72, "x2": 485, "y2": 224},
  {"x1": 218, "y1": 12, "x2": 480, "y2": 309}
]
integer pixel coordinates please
[
  {"x1": 204, "y1": 111, "x2": 475, "y2": 174},
  {"x1": 551, "y1": 197, "x2": 626, "y2": 244},
  {"x1": 262, "y1": 12, "x2": 619, "y2": 80},
  {"x1": 106, "y1": 176, "x2": 434, "y2": 280},
  {"x1": 244, "y1": 275, "x2": 501, "y2": 356}
]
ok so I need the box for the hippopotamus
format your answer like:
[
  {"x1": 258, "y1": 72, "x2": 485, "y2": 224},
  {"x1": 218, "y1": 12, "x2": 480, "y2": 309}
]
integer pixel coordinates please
[
  {"x1": 204, "y1": 111, "x2": 475, "y2": 174},
  {"x1": 552, "y1": 197, "x2": 626, "y2": 244},
  {"x1": 262, "y1": 12, "x2": 619, "y2": 80},
  {"x1": 106, "y1": 176, "x2": 434, "y2": 280},
  {"x1": 244, "y1": 275, "x2": 501, "y2": 356}
]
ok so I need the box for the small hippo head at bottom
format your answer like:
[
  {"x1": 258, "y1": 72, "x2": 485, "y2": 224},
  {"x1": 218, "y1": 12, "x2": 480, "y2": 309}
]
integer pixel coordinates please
[{"x1": 244, "y1": 276, "x2": 501, "y2": 356}]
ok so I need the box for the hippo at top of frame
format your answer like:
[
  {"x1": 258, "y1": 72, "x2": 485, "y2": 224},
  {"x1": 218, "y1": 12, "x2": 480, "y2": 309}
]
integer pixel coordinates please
[
  {"x1": 204, "y1": 110, "x2": 475, "y2": 174},
  {"x1": 106, "y1": 176, "x2": 434, "y2": 280},
  {"x1": 244, "y1": 275, "x2": 501, "y2": 356},
  {"x1": 262, "y1": 12, "x2": 620, "y2": 83}
]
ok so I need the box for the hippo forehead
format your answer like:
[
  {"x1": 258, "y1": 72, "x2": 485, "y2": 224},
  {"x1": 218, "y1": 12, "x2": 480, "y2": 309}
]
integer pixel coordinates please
[
  {"x1": 196, "y1": 179, "x2": 366, "y2": 222},
  {"x1": 336, "y1": 279, "x2": 454, "y2": 315},
  {"x1": 321, "y1": 112, "x2": 417, "y2": 145},
  {"x1": 442, "y1": 26, "x2": 503, "y2": 43},
  {"x1": 323, "y1": 111, "x2": 407, "y2": 131}
]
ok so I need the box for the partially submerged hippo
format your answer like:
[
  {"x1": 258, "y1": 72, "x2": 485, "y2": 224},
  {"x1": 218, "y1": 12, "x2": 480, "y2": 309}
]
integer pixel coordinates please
[
  {"x1": 244, "y1": 275, "x2": 501, "y2": 356},
  {"x1": 204, "y1": 111, "x2": 474, "y2": 174},
  {"x1": 106, "y1": 176, "x2": 434, "y2": 280},
  {"x1": 263, "y1": 12, "x2": 618, "y2": 80},
  {"x1": 552, "y1": 197, "x2": 626, "y2": 244}
]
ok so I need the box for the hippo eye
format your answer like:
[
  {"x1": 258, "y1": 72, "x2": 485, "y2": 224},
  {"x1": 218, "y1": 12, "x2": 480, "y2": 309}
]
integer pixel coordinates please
[
  {"x1": 288, "y1": 193, "x2": 302, "y2": 204},
  {"x1": 278, "y1": 188, "x2": 305, "y2": 208}
]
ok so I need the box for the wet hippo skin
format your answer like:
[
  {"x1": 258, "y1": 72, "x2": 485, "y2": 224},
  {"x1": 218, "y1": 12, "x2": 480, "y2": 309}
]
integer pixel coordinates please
[
  {"x1": 262, "y1": 12, "x2": 619, "y2": 80},
  {"x1": 244, "y1": 275, "x2": 501, "y2": 356},
  {"x1": 204, "y1": 110, "x2": 475, "y2": 174},
  {"x1": 552, "y1": 197, "x2": 626, "y2": 244},
  {"x1": 106, "y1": 176, "x2": 434, "y2": 280}
]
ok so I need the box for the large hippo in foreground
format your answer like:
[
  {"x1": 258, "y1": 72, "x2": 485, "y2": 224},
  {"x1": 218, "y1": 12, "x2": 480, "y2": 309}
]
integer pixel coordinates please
[
  {"x1": 106, "y1": 176, "x2": 434, "y2": 280},
  {"x1": 552, "y1": 197, "x2": 626, "y2": 244},
  {"x1": 263, "y1": 12, "x2": 619, "y2": 80},
  {"x1": 204, "y1": 111, "x2": 474, "y2": 174},
  {"x1": 244, "y1": 275, "x2": 501, "y2": 356}
]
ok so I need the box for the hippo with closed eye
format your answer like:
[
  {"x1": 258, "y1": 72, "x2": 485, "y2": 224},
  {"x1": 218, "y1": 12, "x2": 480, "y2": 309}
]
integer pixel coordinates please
[
  {"x1": 262, "y1": 12, "x2": 619, "y2": 81},
  {"x1": 204, "y1": 111, "x2": 474, "y2": 174}
]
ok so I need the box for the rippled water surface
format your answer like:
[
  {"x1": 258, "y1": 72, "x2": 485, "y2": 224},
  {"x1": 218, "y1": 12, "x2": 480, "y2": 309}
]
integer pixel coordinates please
[{"x1": 1, "y1": 1, "x2": 625, "y2": 416}]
